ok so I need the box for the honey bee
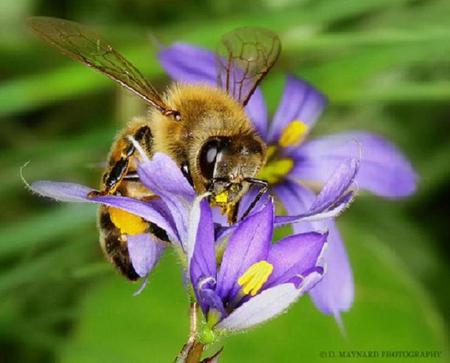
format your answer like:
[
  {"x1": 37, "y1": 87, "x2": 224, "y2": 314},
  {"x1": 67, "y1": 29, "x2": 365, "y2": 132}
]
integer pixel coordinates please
[{"x1": 29, "y1": 17, "x2": 281, "y2": 280}]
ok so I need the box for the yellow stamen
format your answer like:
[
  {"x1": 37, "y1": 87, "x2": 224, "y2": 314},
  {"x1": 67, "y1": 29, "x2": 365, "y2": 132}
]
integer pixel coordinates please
[
  {"x1": 265, "y1": 145, "x2": 277, "y2": 161},
  {"x1": 258, "y1": 158, "x2": 294, "y2": 184},
  {"x1": 237, "y1": 260, "x2": 273, "y2": 296},
  {"x1": 109, "y1": 207, "x2": 147, "y2": 235},
  {"x1": 214, "y1": 190, "x2": 229, "y2": 204},
  {"x1": 279, "y1": 120, "x2": 309, "y2": 147}
]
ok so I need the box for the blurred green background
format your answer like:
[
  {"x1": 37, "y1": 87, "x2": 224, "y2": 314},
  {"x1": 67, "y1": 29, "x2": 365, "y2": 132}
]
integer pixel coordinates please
[{"x1": 1, "y1": 0, "x2": 449, "y2": 362}]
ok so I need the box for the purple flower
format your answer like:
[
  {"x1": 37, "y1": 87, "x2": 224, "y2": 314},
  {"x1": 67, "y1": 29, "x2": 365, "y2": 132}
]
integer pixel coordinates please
[
  {"x1": 30, "y1": 151, "x2": 338, "y2": 332},
  {"x1": 28, "y1": 143, "x2": 357, "y2": 287},
  {"x1": 188, "y1": 197, "x2": 327, "y2": 333},
  {"x1": 158, "y1": 43, "x2": 417, "y2": 319},
  {"x1": 29, "y1": 151, "x2": 198, "y2": 282}
]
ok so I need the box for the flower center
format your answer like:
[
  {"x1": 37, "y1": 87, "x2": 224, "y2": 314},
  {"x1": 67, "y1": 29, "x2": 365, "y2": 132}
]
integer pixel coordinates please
[
  {"x1": 279, "y1": 120, "x2": 309, "y2": 147},
  {"x1": 238, "y1": 260, "x2": 273, "y2": 296},
  {"x1": 109, "y1": 207, "x2": 147, "y2": 235},
  {"x1": 258, "y1": 147, "x2": 293, "y2": 184},
  {"x1": 257, "y1": 120, "x2": 309, "y2": 184}
]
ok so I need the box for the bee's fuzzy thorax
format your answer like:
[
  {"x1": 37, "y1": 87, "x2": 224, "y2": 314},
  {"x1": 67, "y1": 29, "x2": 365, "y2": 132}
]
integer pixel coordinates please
[
  {"x1": 163, "y1": 82, "x2": 253, "y2": 136},
  {"x1": 149, "y1": 83, "x2": 264, "y2": 190}
]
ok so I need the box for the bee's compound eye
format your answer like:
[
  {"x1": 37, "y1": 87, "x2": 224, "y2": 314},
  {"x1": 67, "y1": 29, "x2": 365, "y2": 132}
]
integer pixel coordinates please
[
  {"x1": 181, "y1": 162, "x2": 193, "y2": 186},
  {"x1": 199, "y1": 139, "x2": 220, "y2": 180}
]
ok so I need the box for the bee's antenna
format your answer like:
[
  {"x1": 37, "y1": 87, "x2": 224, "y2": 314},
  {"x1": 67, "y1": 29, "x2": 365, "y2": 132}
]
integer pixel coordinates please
[{"x1": 240, "y1": 178, "x2": 270, "y2": 220}]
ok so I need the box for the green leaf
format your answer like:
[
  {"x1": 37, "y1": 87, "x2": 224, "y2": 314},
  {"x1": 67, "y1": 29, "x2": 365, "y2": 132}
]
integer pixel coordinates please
[
  {"x1": 58, "y1": 253, "x2": 190, "y2": 363},
  {"x1": 0, "y1": 0, "x2": 431, "y2": 118},
  {"x1": 0, "y1": 127, "x2": 113, "y2": 195},
  {"x1": 0, "y1": 204, "x2": 96, "y2": 257}
]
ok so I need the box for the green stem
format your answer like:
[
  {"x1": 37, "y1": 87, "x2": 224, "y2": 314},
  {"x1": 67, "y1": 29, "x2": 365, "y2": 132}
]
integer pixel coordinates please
[{"x1": 174, "y1": 302, "x2": 206, "y2": 363}]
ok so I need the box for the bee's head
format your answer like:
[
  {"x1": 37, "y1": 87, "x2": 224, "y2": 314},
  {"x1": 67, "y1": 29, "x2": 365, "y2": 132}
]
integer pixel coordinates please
[
  {"x1": 197, "y1": 134, "x2": 266, "y2": 205},
  {"x1": 162, "y1": 84, "x2": 267, "y2": 206}
]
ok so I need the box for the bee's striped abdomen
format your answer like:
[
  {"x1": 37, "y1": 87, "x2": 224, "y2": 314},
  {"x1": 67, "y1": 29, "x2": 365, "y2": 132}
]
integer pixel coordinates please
[{"x1": 98, "y1": 206, "x2": 140, "y2": 281}]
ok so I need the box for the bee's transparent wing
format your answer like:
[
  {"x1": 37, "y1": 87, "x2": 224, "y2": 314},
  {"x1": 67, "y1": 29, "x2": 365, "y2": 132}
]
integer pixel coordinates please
[
  {"x1": 28, "y1": 17, "x2": 172, "y2": 114},
  {"x1": 216, "y1": 27, "x2": 281, "y2": 106}
]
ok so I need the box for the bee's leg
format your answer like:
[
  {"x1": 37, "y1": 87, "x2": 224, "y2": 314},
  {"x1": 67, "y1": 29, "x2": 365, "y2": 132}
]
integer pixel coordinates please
[
  {"x1": 229, "y1": 201, "x2": 240, "y2": 225},
  {"x1": 123, "y1": 172, "x2": 139, "y2": 181},
  {"x1": 239, "y1": 178, "x2": 269, "y2": 221},
  {"x1": 88, "y1": 142, "x2": 135, "y2": 197},
  {"x1": 88, "y1": 126, "x2": 151, "y2": 198}
]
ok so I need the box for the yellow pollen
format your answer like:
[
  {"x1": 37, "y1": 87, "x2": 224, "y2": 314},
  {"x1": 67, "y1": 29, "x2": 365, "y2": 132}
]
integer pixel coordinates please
[
  {"x1": 214, "y1": 190, "x2": 229, "y2": 204},
  {"x1": 258, "y1": 158, "x2": 294, "y2": 184},
  {"x1": 109, "y1": 207, "x2": 147, "y2": 235},
  {"x1": 279, "y1": 120, "x2": 309, "y2": 147},
  {"x1": 265, "y1": 145, "x2": 277, "y2": 161},
  {"x1": 237, "y1": 260, "x2": 273, "y2": 296}
]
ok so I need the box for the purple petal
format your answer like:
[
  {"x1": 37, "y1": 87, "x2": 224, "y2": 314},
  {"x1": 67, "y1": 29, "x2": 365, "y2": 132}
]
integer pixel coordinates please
[
  {"x1": 237, "y1": 185, "x2": 272, "y2": 221},
  {"x1": 158, "y1": 43, "x2": 217, "y2": 85},
  {"x1": 266, "y1": 231, "x2": 327, "y2": 287},
  {"x1": 275, "y1": 157, "x2": 358, "y2": 225},
  {"x1": 267, "y1": 75, "x2": 327, "y2": 143},
  {"x1": 94, "y1": 195, "x2": 177, "y2": 240},
  {"x1": 138, "y1": 153, "x2": 194, "y2": 202},
  {"x1": 292, "y1": 131, "x2": 417, "y2": 198},
  {"x1": 309, "y1": 221, "x2": 354, "y2": 316},
  {"x1": 211, "y1": 205, "x2": 229, "y2": 227},
  {"x1": 274, "y1": 190, "x2": 353, "y2": 224},
  {"x1": 288, "y1": 266, "x2": 324, "y2": 289},
  {"x1": 138, "y1": 153, "x2": 196, "y2": 246},
  {"x1": 128, "y1": 233, "x2": 165, "y2": 277},
  {"x1": 189, "y1": 198, "x2": 217, "y2": 288},
  {"x1": 306, "y1": 192, "x2": 354, "y2": 222},
  {"x1": 216, "y1": 201, "x2": 273, "y2": 302},
  {"x1": 214, "y1": 223, "x2": 237, "y2": 244},
  {"x1": 275, "y1": 182, "x2": 354, "y2": 317},
  {"x1": 274, "y1": 181, "x2": 336, "y2": 226},
  {"x1": 273, "y1": 182, "x2": 312, "y2": 227},
  {"x1": 198, "y1": 285, "x2": 226, "y2": 318},
  {"x1": 30, "y1": 181, "x2": 94, "y2": 202},
  {"x1": 274, "y1": 182, "x2": 311, "y2": 216},
  {"x1": 214, "y1": 189, "x2": 272, "y2": 243},
  {"x1": 216, "y1": 273, "x2": 322, "y2": 332},
  {"x1": 216, "y1": 284, "x2": 299, "y2": 332},
  {"x1": 31, "y1": 180, "x2": 178, "y2": 239},
  {"x1": 307, "y1": 157, "x2": 359, "y2": 213}
]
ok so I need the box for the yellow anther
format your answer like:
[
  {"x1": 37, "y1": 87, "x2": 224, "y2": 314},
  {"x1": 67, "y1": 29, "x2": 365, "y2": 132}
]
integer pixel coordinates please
[
  {"x1": 265, "y1": 145, "x2": 277, "y2": 161},
  {"x1": 214, "y1": 191, "x2": 229, "y2": 204},
  {"x1": 109, "y1": 207, "x2": 147, "y2": 235},
  {"x1": 258, "y1": 158, "x2": 294, "y2": 184},
  {"x1": 238, "y1": 260, "x2": 273, "y2": 296},
  {"x1": 279, "y1": 120, "x2": 309, "y2": 147}
]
